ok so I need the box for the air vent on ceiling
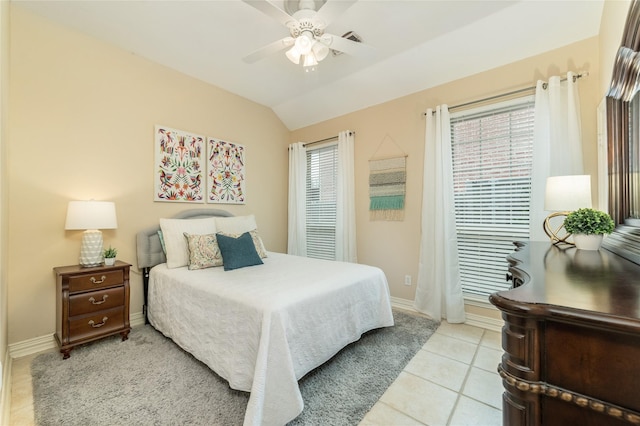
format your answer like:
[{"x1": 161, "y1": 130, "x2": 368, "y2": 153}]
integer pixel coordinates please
[{"x1": 332, "y1": 31, "x2": 362, "y2": 56}]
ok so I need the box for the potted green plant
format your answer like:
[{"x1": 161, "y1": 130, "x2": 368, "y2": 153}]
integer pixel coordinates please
[
  {"x1": 563, "y1": 208, "x2": 615, "y2": 250},
  {"x1": 103, "y1": 246, "x2": 118, "y2": 266}
]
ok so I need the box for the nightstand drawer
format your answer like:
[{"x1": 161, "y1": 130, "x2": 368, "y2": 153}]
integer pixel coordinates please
[
  {"x1": 69, "y1": 286, "x2": 125, "y2": 317},
  {"x1": 68, "y1": 269, "x2": 124, "y2": 293},
  {"x1": 68, "y1": 307, "x2": 125, "y2": 342}
]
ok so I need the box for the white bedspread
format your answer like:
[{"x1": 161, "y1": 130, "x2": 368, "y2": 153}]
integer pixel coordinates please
[{"x1": 148, "y1": 252, "x2": 394, "y2": 426}]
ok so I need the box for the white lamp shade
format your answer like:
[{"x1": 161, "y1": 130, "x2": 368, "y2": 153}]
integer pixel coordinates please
[
  {"x1": 65, "y1": 201, "x2": 117, "y2": 267},
  {"x1": 312, "y1": 41, "x2": 329, "y2": 61},
  {"x1": 285, "y1": 46, "x2": 301, "y2": 64},
  {"x1": 544, "y1": 175, "x2": 592, "y2": 212},
  {"x1": 294, "y1": 33, "x2": 313, "y2": 55},
  {"x1": 303, "y1": 53, "x2": 318, "y2": 67},
  {"x1": 65, "y1": 201, "x2": 118, "y2": 230}
]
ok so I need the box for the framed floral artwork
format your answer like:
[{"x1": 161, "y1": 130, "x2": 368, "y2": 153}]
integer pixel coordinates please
[
  {"x1": 207, "y1": 138, "x2": 245, "y2": 204},
  {"x1": 154, "y1": 125, "x2": 205, "y2": 203}
]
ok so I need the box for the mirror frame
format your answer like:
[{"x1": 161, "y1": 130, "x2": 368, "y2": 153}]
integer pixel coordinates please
[{"x1": 602, "y1": 0, "x2": 640, "y2": 264}]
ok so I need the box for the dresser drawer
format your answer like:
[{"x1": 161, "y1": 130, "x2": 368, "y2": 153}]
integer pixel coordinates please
[
  {"x1": 69, "y1": 286, "x2": 125, "y2": 317},
  {"x1": 68, "y1": 269, "x2": 124, "y2": 293},
  {"x1": 68, "y1": 307, "x2": 125, "y2": 342}
]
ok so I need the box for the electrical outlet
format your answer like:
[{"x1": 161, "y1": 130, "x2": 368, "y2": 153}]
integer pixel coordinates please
[{"x1": 404, "y1": 275, "x2": 412, "y2": 286}]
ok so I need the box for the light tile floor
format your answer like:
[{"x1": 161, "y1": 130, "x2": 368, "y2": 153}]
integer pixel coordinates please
[
  {"x1": 360, "y1": 321, "x2": 503, "y2": 426},
  {"x1": 9, "y1": 321, "x2": 503, "y2": 426}
]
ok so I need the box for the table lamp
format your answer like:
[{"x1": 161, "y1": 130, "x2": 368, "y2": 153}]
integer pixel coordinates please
[
  {"x1": 65, "y1": 200, "x2": 118, "y2": 267},
  {"x1": 543, "y1": 175, "x2": 592, "y2": 244}
]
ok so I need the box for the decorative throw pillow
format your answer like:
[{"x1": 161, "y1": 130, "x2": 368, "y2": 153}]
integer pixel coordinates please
[
  {"x1": 159, "y1": 217, "x2": 217, "y2": 269},
  {"x1": 249, "y1": 230, "x2": 268, "y2": 258},
  {"x1": 157, "y1": 230, "x2": 167, "y2": 254},
  {"x1": 217, "y1": 230, "x2": 268, "y2": 259},
  {"x1": 216, "y1": 215, "x2": 267, "y2": 258},
  {"x1": 216, "y1": 231, "x2": 264, "y2": 271},
  {"x1": 184, "y1": 233, "x2": 223, "y2": 270}
]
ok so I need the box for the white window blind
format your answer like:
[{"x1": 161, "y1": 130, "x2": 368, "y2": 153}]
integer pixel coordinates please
[
  {"x1": 450, "y1": 97, "x2": 535, "y2": 297},
  {"x1": 306, "y1": 143, "x2": 338, "y2": 260}
]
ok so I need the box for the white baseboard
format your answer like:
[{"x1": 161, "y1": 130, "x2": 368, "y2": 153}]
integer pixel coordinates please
[
  {"x1": 1, "y1": 348, "x2": 11, "y2": 426},
  {"x1": 9, "y1": 334, "x2": 56, "y2": 359},
  {"x1": 130, "y1": 311, "x2": 145, "y2": 328},
  {"x1": 8, "y1": 311, "x2": 147, "y2": 360},
  {"x1": 390, "y1": 296, "x2": 503, "y2": 332},
  {"x1": 464, "y1": 312, "x2": 503, "y2": 332},
  {"x1": 3, "y1": 304, "x2": 499, "y2": 359},
  {"x1": 390, "y1": 296, "x2": 419, "y2": 313}
]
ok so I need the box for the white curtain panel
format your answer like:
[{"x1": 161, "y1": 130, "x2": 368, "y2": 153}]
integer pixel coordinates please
[
  {"x1": 336, "y1": 130, "x2": 357, "y2": 262},
  {"x1": 415, "y1": 106, "x2": 466, "y2": 323},
  {"x1": 529, "y1": 72, "x2": 584, "y2": 241},
  {"x1": 287, "y1": 142, "x2": 307, "y2": 256}
]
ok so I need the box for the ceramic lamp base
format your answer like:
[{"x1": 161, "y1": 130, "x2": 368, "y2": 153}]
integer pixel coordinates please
[{"x1": 79, "y1": 229, "x2": 103, "y2": 267}]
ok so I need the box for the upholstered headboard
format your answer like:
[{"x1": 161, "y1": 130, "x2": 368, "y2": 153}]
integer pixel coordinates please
[
  {"x1": 136, "y1": 208, "x2": 234, "y2": 270},
  {"x1": 136, "y1": 209, "x2": 234, "y2": 323}
]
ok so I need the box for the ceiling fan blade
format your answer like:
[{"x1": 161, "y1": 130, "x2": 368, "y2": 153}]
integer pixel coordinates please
[
  {"x1": 242, "y1": 37, "x2": 295, "y2": 64},
  {"x1": 242, "y1": 0, "x2": 296, "y2": 27},
  {"x1": 315, "y1": 0, "x2": 358, "y2": 27},
  {"x1": 323, "y1": 33, "x2": 375, "y2": 59}
]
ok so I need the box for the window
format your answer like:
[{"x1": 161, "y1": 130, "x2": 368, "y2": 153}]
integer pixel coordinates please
[
  {"x1": 306, "y1": 143, "x2": 338, "y2": 260},
  {"x1": 450, "y1": 97, "x2": 535, "y2": 297}
]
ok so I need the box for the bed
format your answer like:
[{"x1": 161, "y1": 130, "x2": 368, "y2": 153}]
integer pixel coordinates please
[{"x1": 136, "y1": 209, "x2": 394, "y2": 426}]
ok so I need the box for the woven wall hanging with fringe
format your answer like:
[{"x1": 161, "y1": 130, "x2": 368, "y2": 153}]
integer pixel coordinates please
[{"x1": 369, "y1": 155, "x2": 406, "y2": 221}]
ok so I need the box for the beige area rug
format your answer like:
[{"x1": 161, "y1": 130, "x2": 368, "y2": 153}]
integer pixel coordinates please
[{"x1": 32, "y1": 310, "x2": 439, "y2": 426}]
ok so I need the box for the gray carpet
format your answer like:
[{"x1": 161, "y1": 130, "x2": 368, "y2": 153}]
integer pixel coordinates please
[{"x1": 32, "y1": 310, "x2": 439, "y2": 426}]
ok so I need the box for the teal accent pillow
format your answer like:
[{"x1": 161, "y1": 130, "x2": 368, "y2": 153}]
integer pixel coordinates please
[
  {"x1": 216, "y1": 231, "x2": 264, "y2": 271},
  {"x1": 157, "y1": 230, "x2": 166, "y2": 254}
]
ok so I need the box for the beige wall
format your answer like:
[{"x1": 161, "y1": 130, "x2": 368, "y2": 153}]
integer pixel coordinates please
[
  {"x1": 290, "y1": 37, "x2": 601, "y2": 312},
  {"x1": 6, "y1": 2, "x2": 632, "y2": 344},
  {"x1": 8, "y1": 6, "x2": 290, "y2": 344},
  {"x1": 1, "y1": 0, "x2": 10, "y2": 371},
  {"x1": 599, "y1": 0, "x2": 632, "y2": 97}
]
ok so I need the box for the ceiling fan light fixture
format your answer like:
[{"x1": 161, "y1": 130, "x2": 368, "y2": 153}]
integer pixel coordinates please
[
  {"x1": 286, "y1": 46, "x2": 302, "y2": 64},
  {"x1": 295, "y1": 32, "x2": 314, "y2": 55},
  {"x1": 312, "y1": 41, "x2": 329, "y2": 61},
  {"x1": 303, "y1": 53, "x2": 318, "y2": 68}
]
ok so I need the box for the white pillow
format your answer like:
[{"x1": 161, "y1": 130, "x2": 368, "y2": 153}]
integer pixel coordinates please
[
  {"x1": 159, "y1": 217, "x2": 217, "y2": 268},
  {"x1": 216, "y1": 215, "x2": 267, "y2": 256},
  {"x1": 215, "y1": 215, "x2": 258, "y2": 234}
]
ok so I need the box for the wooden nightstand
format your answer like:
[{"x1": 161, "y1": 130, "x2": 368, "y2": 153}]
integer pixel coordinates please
[{"x1": 54, "y1": 261, "x2": 131, "y2": 359}]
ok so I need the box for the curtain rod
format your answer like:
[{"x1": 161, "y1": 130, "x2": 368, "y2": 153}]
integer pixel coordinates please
[
  {"x1": 424, "y1": 71, "x2": 588, "y2": 115},
  {"x1": 302, "y1": 131, "x2": 355, "y2": 147},
  {"x1": 303, "y1": 136, "x2": 337, "y2": 147}
]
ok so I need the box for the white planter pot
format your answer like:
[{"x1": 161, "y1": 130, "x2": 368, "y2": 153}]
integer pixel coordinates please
[
  {"x1": 104, "y1": 257, "x2": 116, "y2": 266},
  {"x1": 573, "y1": 234, "x2": 603, "y2": 251}
]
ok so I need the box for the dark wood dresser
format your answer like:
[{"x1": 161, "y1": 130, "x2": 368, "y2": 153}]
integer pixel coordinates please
[
  {"x1": 54, "y1": 261, "x2": 131, "y2": 359},
  {"x1": 489, "y1": 242, "x2": 640, "y2": 426}
]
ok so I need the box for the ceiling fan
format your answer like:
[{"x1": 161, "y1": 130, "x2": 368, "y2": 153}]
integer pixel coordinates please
[{"x1": 241, "y1": 0, "x2": 374, "y2": 70}]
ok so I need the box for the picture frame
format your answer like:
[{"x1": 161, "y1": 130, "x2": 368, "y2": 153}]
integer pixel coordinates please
[
  {"x1": 206, "y1": 138, "x2": 246, "y2": 204},
  {"x1": 154, "y1": 125, "x2": 205, "y2": 203}
]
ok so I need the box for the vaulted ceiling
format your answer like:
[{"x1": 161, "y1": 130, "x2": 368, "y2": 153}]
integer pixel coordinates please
[{"x1": 15, "y1": 0, "x2": 604, "y2": 130}]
